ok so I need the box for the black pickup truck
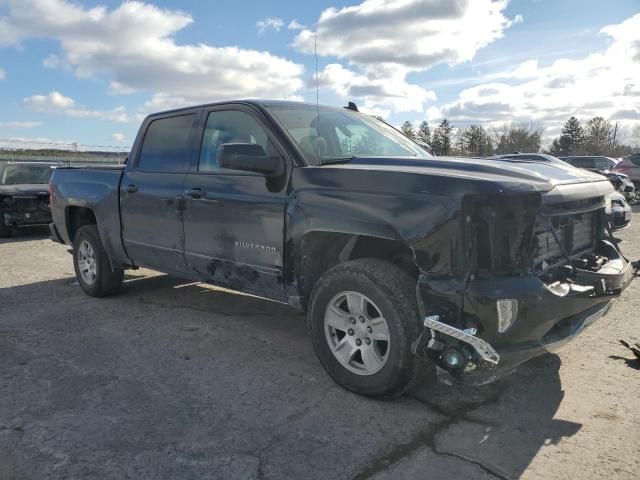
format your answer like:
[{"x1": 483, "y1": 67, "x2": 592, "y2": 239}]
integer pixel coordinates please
[
  {"x1": 49, "y1": 101, "x2": 637, "y2": 397},
  {"x1": 1, "y1": 161, "x2": 57, "y2": 237}
]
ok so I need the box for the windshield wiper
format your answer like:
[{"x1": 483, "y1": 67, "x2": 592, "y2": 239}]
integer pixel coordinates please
[{"x1": 318, "y1": 156, "x2": 356, "y2": 165}]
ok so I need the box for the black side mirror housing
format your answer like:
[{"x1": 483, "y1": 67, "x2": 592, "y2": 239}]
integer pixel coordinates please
[{"x1": 218, "y1": 143, "x2": 283, "y2": 176}]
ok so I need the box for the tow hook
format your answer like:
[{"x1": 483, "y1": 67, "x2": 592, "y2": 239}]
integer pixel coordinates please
[{"x1": 417, "y1": 315, "x2": 501, "y2": 365}]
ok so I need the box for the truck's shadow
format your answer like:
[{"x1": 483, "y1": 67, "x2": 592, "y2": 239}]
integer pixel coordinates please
[
  {"x1": 0, "y1": 272, "x2": 581, "y2": 479},
  {"x1": 0, "y1": 226, "x2": 49, "y2": 244}
]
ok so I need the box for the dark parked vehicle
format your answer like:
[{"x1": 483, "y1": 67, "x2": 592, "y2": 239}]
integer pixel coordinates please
[
  {"x1": 49, "y1": 101, "x2": 637, "y2": 397},
  {"x1": 561, "y1": 155, "x2": 618, "y2": 171},
  {"x1": 561, "y1": 155, "x2": 637, "y2": 204},
  {"x1": 0, "y1": 161, "x2": 58, "y2": 237},
  {"x1": 614, "y1": 153, "x2": 640, "y2": 189}
]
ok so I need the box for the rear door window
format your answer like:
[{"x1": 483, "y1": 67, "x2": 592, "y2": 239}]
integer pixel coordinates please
[
  {"x1": 594, "y1": 157, "x2": 613, "y2": 169},
  {"x1": 138, "y1": 114, "x2": 196, "y2": 172},
  {"x1": 629, "y1": 156, "x2": 640, "y2": 166},
  {"x1": 570, "y1": 158, "x2": 596, "y2": 168}
]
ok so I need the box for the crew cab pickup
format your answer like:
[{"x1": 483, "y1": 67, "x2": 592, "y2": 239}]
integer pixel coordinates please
[{"x1": 49, "y1": 101, "x2": 637, "y2": 397}]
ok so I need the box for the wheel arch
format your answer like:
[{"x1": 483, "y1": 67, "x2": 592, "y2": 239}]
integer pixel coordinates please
[
  {"x1": 65, "y1": 206, "x2": 97, "y2": 242},
  {"x1": 287, "y1": 230, "x2": 419, "y2": 310}
]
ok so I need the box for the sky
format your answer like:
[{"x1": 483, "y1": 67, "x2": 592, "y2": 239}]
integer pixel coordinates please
[{"x1": 0, "y1": 0, "x2": 639, "y2": 150}]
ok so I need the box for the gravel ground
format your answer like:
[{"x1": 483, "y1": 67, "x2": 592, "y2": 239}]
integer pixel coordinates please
[{"x1": 1, "y1": 210, "x2": 639, "y2": 480}]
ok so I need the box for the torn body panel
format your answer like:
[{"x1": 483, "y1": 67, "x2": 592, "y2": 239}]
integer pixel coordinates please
[{"x1": 413, "y1": 180, "x2": 636, "y2": 383}]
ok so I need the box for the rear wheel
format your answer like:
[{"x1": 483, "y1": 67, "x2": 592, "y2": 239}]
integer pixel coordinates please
[
  {"x1": 308, "y1": 258, "x2": 430, "y2": 397},
  {"x1": 73, "y1": 225, "x2": 123, "y2": 297}
]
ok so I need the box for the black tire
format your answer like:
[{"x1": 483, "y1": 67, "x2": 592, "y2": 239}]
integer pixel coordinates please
[
  {"x1": 308, "y1": 258, "x2": 429, "y2": 398},
  {"x1": 73, "y1": 225, "x2": 123, "y2": 297}
]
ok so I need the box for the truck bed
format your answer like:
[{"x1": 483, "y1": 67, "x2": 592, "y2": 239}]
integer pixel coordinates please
[{"x1": 50, "y1": 165, "x2": 127, "y2": 264}]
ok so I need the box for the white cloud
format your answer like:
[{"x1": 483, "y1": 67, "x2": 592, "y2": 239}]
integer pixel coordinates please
[
  {"x1": 23, "y1": 91, "x2": 129, "y2": 123},
  {"x1": 294, "y1": 0, "x2": 513, "y2": 69},
  {"x1": 315, "y1": 63, "x2": 436, "y2": 116},
  {"x1": 427, "y1": 13, "x2": 640, "y2": 140},
  {"x1": 23, "y1": 91, "x2": 75, "y2": 110},
  {"x1": 42, "y1": 54, "x2": 61, "y2": 69},
  {"x1": 0, "y1": 67, "x2": 5, "y2": 79},
  {"x1": 257, "y1": 17, "x2": 284, "y2": 34},
  {"x1": 0, "y1": 121, "x2": 42, "y2": 128},
  {"x1": 0, "y1": 0, "x2": 304, "y2": 103},
  {"x1": 288, "y1": 19, "x2": 305, "y2": 30},
  {"x1": 108, "y1": 81, "x2": 137, "y2": 96},
  {"x1": 294, "y1": 0, "x2": 515, "y2": 115},
  {"x1": 111, "y1": 133, "x2": 125, "y2": 143}
]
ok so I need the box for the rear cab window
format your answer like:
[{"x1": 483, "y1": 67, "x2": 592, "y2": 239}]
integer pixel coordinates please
[{"x1": 137, "y1": 114, "x2": 196, "y2": 172}]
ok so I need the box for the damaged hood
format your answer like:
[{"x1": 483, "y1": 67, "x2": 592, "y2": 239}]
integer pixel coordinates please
[
  {"x1": 0, "y1": 184, "x2": 50, "y2": 197},
  {"x1": 328, "y1": 156, "x2": 607, "y2": 193}
]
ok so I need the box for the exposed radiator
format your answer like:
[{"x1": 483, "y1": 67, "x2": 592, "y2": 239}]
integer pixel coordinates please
[{"x1": 533, "y1": 210, "x2": 597, "y2": 269}]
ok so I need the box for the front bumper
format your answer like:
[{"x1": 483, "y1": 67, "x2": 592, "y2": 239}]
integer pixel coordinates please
[
  {"x1": 417, "y1": 241, "x2": 636, "y2": 384},
  {"x1": 2, "y1": 209, "x2": 51, "y2": 228}
]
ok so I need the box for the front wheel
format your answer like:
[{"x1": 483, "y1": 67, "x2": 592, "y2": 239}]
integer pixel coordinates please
[
  {"x1": 308, "y1": 258, "x2": 429, "y2": 397},
  {"x1": 73, "y1": 225, "x2": 123, "y2": 297}
]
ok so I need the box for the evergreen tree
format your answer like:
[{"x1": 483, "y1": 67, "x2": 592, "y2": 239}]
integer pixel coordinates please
[
  {"x1": 558, "y1": 116, "x2": 583, "y2": 154},
  {"x1": 432, "y1": 119, "x2": 453, "y2": 155},
  {"x1": 416, "y1": 121, "x2": 431, "y2": 144},
  {"x1": 400, "y1": 121, "x2": 415, "y2": 140},
  {"x1": 463, "y1": 125, "x2": 492, "y2": 156}
]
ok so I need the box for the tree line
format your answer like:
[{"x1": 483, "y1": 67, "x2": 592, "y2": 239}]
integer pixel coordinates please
[{"x1": 399, "y1": 117, "x2": 640, "y2": 157}]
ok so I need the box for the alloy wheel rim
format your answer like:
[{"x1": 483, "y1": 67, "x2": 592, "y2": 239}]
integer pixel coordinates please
[
  {"x1": 77, "y1": 240, "x2": 97, "y2": 285},
  {"x1": 324, "y1": 291, "x2": 391, "y2": 375}
]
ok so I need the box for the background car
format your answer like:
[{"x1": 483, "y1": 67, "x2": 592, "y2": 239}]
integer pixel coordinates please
[
  {"x1": 0, "y1": 161, "x2": 59, "y2": 237},
  {"x1": 561, "y1": 155, "x2": 618, "y2": 172},
  {"x1": 613, "y1": 153, "x2": 640, "y2": 189},
  {"x1": 562, "y1": 155, "x2": 637, "y2": 204}
]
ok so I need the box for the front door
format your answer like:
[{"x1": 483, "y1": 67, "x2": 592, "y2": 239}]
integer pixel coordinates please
[
  {"x1": 120, "y1": 112, "x2": 198, "y2": 274},
  {"x1": 182, "y1": 106, "x2": 290, "y2": 300}
]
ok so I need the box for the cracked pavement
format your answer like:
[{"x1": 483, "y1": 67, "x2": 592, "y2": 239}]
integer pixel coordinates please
[{"x1": 1, "y1": 210, "x2": 640, "y2": 479}]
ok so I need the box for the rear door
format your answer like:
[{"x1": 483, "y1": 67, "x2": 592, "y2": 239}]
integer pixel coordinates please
[
  {"x1": 120, "y1": 112, "x2": 198, "y2": 274},
  {"x1": 181, "y1": 105, "x2": 290, "y2": 300}
]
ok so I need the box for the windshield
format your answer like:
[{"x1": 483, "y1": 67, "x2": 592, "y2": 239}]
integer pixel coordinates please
[
  {"x1": 0, "y1": 164, "x2": 54, "y2": 185},
  {"x1": 267, "y1": 105, "x2": 431, "y2": 164}
]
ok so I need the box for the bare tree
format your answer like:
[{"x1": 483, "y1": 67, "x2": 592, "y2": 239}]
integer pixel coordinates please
[
  {"x1": 583, "y1": 117, "x2": 612, "y2": 155},
  {"x1": 489, "y1": 122, "x2": 542, "y2": 154}
]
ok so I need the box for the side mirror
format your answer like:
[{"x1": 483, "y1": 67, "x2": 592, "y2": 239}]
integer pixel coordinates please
[{"x1": 218, "y1": 143, "x2": 283, "y2": 176}]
